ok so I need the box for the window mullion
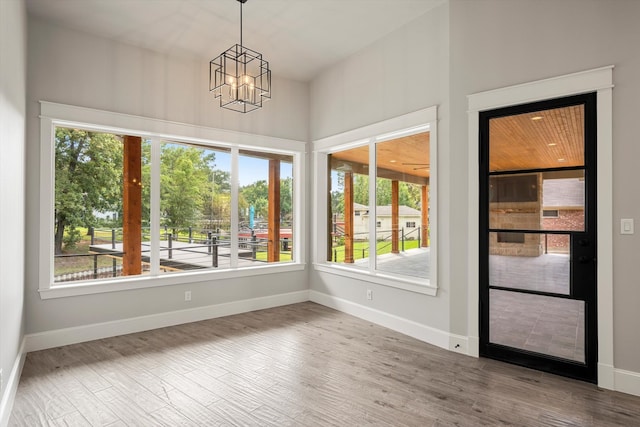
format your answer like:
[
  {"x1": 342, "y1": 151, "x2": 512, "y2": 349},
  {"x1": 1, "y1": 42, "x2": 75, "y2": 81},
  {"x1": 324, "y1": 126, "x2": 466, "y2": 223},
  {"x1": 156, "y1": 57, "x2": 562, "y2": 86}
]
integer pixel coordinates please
[
  {"x1": 368, "y1": 138, "x2": 376, "y2": 274},
  {"x1": 149, "y1": 138, "x2": 161, "y2": 276},
  {"x1": 230, "y1": 147, "x2": 239, "y2": 268}
]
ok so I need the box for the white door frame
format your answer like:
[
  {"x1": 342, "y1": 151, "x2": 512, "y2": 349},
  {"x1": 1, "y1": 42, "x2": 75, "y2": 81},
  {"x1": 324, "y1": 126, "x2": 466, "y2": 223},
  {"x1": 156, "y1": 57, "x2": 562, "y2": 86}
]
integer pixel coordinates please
[{"x1": 466, "y1": 66, "x2": 614, "y2": 389}]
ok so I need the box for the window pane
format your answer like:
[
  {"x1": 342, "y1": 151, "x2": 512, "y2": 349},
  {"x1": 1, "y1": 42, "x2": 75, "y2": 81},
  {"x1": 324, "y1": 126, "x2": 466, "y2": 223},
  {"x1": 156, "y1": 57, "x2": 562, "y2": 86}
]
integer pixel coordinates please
[
  {"x1": 327, "y1": 145, "x2": 370, "y2": 266},
  {"x1": 374, "y1": 133, "x2": 430, "y2": 279},
  {"x1": 54, "y1": 128, "x2": 148, "y2": 283},
  {"x1": 158, "y1": 141, "x2": 230, "y2": 273},
  {"x1": 238, "y1": 151, "x2": 294, "y2": 267}
]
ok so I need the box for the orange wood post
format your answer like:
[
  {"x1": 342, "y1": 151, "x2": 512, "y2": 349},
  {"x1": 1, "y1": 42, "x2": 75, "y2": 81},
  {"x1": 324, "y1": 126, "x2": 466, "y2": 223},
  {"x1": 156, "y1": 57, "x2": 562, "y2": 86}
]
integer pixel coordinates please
[
  {"x1": 123, "y1": 136, "x2": 142, "y2": 275},
  {"x1": 344, "y1": 172, "x2": 354, "y2": 263},
  {"x1": 421, "y1": 185, "x2": 429, "y2": 247},
  {"x1": 391, "y1": 180, "x2": 399, "y2": 254},
  {"x1": 268, "y1": 159, "x2": 281, "y2": 262}
]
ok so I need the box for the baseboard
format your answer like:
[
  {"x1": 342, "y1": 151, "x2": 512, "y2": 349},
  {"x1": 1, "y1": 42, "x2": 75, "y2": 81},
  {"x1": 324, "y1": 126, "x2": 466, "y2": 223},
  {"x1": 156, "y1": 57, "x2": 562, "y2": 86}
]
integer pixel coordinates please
[
  {"x1": 467, "y1": 335, "x2": 480, "y2": 357},
  {"x1": 25, "y1": 290, "x2": 309, "y2": 352},
  {"x1": 614, "y1": 368, "x2": 640, "y2": 397},
  {"x1": 0, "y1": 338, "x2": 26, "y2": 427},
  {"x1": 598, "y1": 362, "x2": 615, "y2": 391},
  {"x1": 309, "y1": 290, "x2": 451, "y2": 351}
]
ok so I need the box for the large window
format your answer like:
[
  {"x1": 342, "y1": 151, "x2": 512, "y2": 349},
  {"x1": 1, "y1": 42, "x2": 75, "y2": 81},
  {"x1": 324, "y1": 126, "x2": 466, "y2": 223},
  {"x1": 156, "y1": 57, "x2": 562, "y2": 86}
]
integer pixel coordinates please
[
  {"x1": 40, "y1": 103, "x2": 304, "y2": 298},
  {"x1": 315, "y1": 107, "x2": 437, "y2": 293}
]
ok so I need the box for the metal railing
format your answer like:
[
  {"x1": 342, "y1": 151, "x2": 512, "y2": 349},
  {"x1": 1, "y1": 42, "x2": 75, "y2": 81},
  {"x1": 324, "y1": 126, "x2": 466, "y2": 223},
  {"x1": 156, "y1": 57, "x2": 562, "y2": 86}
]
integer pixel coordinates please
[
  {"x1": 331, "y1": 226, "x2": 424, "y2": 263},
  {"x1": 55, "y1": 227, "x2": 293, "y2": 283}
]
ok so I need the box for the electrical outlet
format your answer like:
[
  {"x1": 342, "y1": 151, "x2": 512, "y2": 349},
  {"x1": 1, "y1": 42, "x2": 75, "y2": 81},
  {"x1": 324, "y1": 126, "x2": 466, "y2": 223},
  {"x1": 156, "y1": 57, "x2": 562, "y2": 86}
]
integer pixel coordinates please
[
  {"x1": 184, "y1": 291, "x2": 192, "y2": 301},
  {"x1": 366, "y1": 289, "x2": 373, "y2": 300},
  {"x1": 449, "y1": 337, "x2": 467, "y2": 354}
]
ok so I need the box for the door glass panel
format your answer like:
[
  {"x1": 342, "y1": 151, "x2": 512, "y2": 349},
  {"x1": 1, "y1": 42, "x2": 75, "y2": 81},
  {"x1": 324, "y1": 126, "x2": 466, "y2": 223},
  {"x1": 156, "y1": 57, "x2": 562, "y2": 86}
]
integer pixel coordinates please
[
  {"x1": 489, "y1": 173, "x2": 541, "y2": 230},
  {"x1": 489, "y1": 232, "x2": 570, "y2": 295},
  {"x1": 489, "y1": 171, "x2": 585, "y2": 232},
  {"x1": 490, "y1": 289, "x2": 585, "y2": 363},
  {"x1": 489, "y1": 105, "x2": 585, "y2": 172},
  {"x1": 541, "y1": 170, "x2": 585, "y2": 232}
]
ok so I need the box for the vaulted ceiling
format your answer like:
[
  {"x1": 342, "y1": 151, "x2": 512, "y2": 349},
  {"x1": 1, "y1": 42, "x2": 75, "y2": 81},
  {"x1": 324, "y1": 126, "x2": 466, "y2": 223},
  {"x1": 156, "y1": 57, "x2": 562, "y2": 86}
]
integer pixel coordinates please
[{"x1": 26, "y1": 0, "x2": 446, "y2": 82}]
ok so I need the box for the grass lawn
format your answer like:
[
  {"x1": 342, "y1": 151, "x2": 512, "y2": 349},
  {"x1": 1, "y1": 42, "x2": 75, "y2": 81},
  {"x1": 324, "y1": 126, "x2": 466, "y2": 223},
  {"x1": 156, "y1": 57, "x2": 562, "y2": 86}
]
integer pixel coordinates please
[
  {"x1": 254, "y1": 251, "x2": 293, "y2": 262},
  {"x1": 330, "y1": 239, "x2": 422, "y2": 263}
]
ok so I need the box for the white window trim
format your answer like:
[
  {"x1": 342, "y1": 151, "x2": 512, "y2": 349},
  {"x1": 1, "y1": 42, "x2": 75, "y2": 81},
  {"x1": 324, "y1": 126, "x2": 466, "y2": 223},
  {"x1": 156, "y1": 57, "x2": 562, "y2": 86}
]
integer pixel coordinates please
[
  {"x1": 312, "y1": 106, "x2": 438, "y2": 296},
  {"x1": 466, "y1": 66, "x2": 614, "y2": 390},
  {"x1": 38, "y1": 101, "x2": 307, "y2": 299}
]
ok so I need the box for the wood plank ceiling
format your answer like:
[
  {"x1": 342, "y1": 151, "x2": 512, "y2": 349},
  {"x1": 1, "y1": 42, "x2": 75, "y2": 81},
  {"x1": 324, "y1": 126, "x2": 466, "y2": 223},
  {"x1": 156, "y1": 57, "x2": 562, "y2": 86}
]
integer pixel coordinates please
[
  {"x1": 489, "y1": 105, "x2": 584, "y2": 172},
  {"x1": 329, "y1": 132, "x2": 430, "y2": 185},
  {"x1": 329, "y1": 104, "x2": 583, "y2": 182}
]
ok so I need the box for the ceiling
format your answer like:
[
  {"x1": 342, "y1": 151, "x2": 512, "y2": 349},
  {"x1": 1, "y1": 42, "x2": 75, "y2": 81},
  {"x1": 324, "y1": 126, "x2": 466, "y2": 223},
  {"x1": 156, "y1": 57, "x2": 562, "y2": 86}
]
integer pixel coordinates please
[
  {"x1": 489, "y1": 105, "x2": 584, "y2": 172},
  {"x1": 328, "y1": 103, "x2": 584, "y2": 184},
  {"x1": 330, "y1": 132, "x2": 430, "y2": 186},
  {"x1": 26, "y1": 0, "x2": 445, "y2": 82}
]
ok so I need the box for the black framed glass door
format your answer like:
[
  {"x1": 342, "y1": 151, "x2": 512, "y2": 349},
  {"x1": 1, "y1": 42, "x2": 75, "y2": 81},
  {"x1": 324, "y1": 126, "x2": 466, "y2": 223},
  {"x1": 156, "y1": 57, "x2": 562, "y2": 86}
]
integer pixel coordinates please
[{"x1": 479, "y1": 93, "x2": 598, "y2": 382}]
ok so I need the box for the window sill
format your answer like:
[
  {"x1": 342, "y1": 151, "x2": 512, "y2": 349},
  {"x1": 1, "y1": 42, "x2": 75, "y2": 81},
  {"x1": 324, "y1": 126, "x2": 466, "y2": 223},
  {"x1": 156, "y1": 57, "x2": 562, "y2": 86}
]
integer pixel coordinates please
[
  {"x1": 39, "y1": 263, "x2": 306, "y2": 299},
  {"x1": 312, "y1": 263, "x2": 437, "y2": 296}
]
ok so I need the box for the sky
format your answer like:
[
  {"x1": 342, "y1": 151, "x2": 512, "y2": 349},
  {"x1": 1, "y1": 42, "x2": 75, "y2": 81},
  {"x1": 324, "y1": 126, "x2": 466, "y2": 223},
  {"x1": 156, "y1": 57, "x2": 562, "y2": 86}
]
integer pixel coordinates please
[{"x1": 214, "y1": 151, "x2": 293, "y2": 186}]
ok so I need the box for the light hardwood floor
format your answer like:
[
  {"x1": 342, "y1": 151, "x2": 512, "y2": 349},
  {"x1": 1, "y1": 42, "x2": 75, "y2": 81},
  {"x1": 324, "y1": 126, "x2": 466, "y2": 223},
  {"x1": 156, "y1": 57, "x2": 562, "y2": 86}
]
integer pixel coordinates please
[{"x1": 9, "y1": 302, "x2": 640, "y2": 426}]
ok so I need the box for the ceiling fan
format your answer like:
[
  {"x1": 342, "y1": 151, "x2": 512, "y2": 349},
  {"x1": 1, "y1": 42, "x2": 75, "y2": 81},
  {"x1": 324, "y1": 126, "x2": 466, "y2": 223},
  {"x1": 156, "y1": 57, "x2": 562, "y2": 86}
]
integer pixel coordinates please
[{"x1": 402, "y1": 162, "x2": 430, "y2": 171}]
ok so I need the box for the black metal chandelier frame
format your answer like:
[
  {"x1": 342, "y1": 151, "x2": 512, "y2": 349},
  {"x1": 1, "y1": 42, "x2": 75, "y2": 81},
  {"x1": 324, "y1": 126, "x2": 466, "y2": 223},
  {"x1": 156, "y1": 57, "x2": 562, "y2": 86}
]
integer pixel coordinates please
[{"x1": 209, "y1": 0, "x2": 271, "y2": 113}]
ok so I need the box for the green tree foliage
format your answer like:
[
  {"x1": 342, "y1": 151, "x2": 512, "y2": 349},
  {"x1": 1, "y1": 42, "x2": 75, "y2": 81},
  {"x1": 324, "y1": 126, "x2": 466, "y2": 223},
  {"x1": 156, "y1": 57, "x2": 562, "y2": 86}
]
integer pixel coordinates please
[
  {"x1": 330, "y1": 171, "x2": 345, "y2": 215},
  {"x1": 240, "y1": 179, "x2": 269, "y2": 221},
  {"x1": 354, "y1": 174, "x2": 369, "y2": 205},
  {"x1": 239, "y1": 174, "x2": 292, "y2": 226},
  {"x1": 160, "y1": 144, "x2": 215, "y2": 228},
  {"x1": 54, "y1": 128, "x2": 123, "y2": 254},
  {"x1": 204, "y1": 170, "x2": 231, "y2": 228},
  {"x1": 280, "y1": 176, "x2": 293, "y2": 222},
  {"x1": 350, "y1": 175, "x2": 422, "y2": 209}
]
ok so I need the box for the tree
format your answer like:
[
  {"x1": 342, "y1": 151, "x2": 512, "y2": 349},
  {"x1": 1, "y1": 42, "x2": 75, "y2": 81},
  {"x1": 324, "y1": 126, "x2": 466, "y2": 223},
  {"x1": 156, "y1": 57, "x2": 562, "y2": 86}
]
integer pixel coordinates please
[
  {"x1": 330, "y1": 171, "x2": 345, "y2": 215},
  {"x1": 205, "y1": 170, "x2": 231, "y2": 229},
  {"x1": 280, "y1": 177, "x2": 293, "y2": 222},
  {"x1": 240, "y1": 180, "x2": 269, "y2": 222},
  {"x1": 54, "y1": 128, "x2": 122, "y2": 254},
  {"x1": 352, "y1": 175, "x2": 422, "y2": 209},
  {"x1": 160, "y1": 144, "x2": 214, "y2": 228},
  {"x1": 353, "y1": 174, "x2": 369, "y2": 205}
]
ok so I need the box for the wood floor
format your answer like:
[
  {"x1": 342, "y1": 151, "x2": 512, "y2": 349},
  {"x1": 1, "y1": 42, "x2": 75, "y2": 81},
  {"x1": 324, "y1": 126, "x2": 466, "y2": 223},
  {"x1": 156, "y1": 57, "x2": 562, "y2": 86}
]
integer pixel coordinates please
[{"x1": 9, "y1": 302, "x2": 640, "y2": 426}]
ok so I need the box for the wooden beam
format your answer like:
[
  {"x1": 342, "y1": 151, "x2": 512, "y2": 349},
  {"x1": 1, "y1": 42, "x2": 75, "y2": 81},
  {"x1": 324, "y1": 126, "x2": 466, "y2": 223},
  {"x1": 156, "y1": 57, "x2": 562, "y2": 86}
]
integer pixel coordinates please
[
  {"x1": 344, "y1": 172, "x2": 354, "y2": 263},
  {"x1": 421, "y1": 185, "x2": 429, "y2": 247},
  {"x1": 329, "y1": 157, "x2": 428, "y2": 186},
  {"x1": 391, "y1": 180, "x2": 399, "y2": 254},
  {"x1": 123, "y1": 136, "x2": 142, "y2": 275},
  {"x1": 268, "y1": 159, "x2": 281, "y2": 263}
]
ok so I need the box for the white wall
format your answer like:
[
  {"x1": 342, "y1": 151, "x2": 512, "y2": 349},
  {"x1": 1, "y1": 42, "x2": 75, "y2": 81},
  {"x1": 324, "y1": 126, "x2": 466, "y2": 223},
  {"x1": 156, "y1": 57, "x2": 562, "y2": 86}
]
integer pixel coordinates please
[
  {"x1": 449, "y1": 0, "x2": 640, "y2": 375},
  {"x1": 310, "y1": 0, "x2": 640, "y2": 383},
  {"x1": 0, "y1": 0, "x2": 27, "y2": 418},
  {"x1": 309, "y1": 4, "x2": 451, "y2": 335},
  {"x1": 24, "y1": 17, "x2": 310, "y2": 335}
]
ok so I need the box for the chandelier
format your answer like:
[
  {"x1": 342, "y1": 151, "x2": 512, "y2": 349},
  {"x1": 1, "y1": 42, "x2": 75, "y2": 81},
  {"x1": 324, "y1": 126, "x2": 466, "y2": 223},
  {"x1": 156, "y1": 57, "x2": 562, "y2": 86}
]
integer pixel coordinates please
[{"x1": 209, "y1": 0, "x2": 271, "y2": 113}]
